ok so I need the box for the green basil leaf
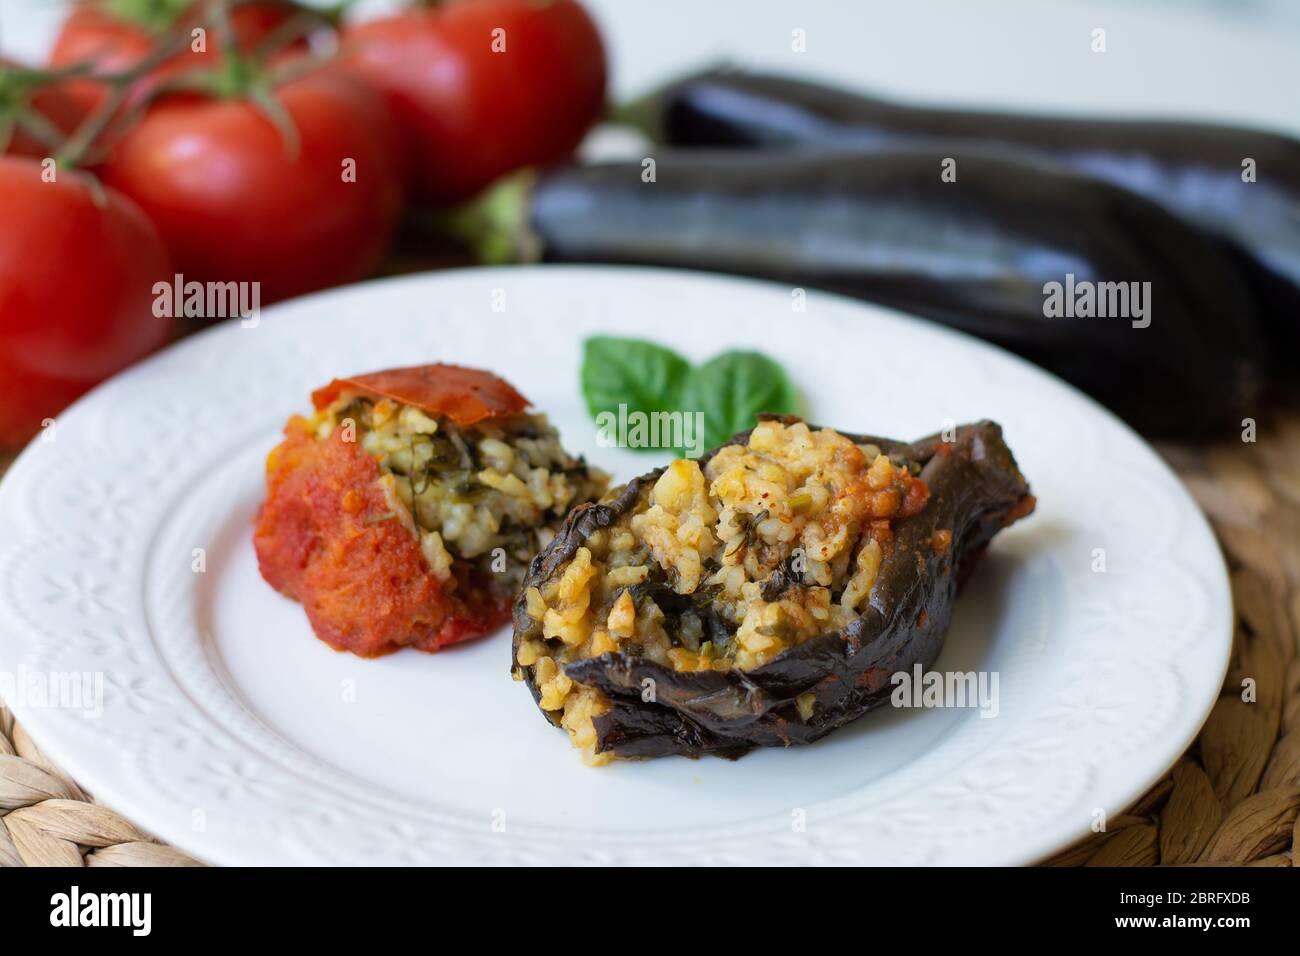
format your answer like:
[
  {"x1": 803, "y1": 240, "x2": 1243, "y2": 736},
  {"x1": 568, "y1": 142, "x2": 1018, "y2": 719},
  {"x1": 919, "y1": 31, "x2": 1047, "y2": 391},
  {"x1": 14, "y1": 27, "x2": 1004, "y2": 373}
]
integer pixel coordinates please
[
  {"x1": 581, "y1": 337, "x2": 802, "y2": 458},
  {"x1": 581, "y1": 336, "x2": 693, "y2": 451},
  {"x1": 680, "y1": 351, "x2": 802, "y2": 453}
]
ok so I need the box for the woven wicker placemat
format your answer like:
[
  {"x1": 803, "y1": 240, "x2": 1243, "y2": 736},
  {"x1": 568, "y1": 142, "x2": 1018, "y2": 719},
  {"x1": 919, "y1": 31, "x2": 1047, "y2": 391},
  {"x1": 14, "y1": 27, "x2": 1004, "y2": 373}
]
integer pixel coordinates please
[
  {"x1": 1, "y1": 417, "x2": 1298, "y2": 867},
  {"x1": 1040, "y1": 417, "x2": 1300, "y2": 867}
]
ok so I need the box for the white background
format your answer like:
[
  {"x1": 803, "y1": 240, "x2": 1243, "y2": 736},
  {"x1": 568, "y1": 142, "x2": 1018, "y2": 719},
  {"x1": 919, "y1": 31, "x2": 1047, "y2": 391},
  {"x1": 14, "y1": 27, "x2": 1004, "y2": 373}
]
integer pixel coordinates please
[{"x1": 2, "y1": 0, "x2": 1298, "y2": 135}]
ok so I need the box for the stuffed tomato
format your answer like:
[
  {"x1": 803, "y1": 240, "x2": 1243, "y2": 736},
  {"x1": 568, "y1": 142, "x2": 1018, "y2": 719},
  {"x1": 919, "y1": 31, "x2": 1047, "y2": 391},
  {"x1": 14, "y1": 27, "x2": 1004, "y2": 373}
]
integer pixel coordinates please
[
  {"x1": 512, "y1": 416, "x2": 1033, "y2": 763},
  {"x1": 255, "y1": 364, "x2": 607, "y2": 656}
]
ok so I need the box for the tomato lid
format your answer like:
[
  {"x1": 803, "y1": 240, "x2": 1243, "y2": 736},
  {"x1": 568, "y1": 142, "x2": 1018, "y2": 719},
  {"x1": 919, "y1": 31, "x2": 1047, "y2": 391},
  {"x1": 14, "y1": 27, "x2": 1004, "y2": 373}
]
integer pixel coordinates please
[{"x1": 311, "y1": 364, "x2": 530, "y2": 426}]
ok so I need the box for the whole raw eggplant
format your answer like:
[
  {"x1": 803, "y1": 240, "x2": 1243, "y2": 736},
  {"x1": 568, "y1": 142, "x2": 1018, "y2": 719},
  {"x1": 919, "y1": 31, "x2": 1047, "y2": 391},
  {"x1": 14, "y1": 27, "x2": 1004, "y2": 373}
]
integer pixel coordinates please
[
  {"x1": 529, "y1": 150, "x2": 1266, "y2": 436},
  {"x1": 512, "y1": 418, "x2": 1034, "y2": 760},
  {"x1": 651, "y1": 69, "x2": 1300, "y2": 365}
]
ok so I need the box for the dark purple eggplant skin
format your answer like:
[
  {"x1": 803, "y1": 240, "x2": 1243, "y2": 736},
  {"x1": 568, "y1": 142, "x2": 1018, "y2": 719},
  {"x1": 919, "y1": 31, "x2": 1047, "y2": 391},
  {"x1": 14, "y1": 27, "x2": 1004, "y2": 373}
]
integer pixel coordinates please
[
  {"x1": 530, "y1": 151, "x2": 1266, "y2": 437},
  {"x1": 511, "y1": 417, "x2": 1034, "y2": 761},
  {"x1": 654, "y1": 68, "x2": 1300, "y2": 364}
]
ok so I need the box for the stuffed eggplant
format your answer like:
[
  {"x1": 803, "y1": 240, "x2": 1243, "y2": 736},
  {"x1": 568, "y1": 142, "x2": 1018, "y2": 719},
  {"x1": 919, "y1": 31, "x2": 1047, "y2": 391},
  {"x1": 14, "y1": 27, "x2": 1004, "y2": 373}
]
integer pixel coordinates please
[
  {"x1": 255, "y1": 364, "x2": 607, "y2": 657},
  {"x1": 512, "y1": 415, "x2": 1034, "y2": 763}
]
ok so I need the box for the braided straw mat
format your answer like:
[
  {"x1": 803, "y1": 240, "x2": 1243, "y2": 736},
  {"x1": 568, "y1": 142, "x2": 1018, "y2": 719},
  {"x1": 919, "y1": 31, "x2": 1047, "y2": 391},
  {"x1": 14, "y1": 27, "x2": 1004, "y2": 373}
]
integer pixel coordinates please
[{"x1": 2, "y1": 414, "x2": 1298, "y2": 868}]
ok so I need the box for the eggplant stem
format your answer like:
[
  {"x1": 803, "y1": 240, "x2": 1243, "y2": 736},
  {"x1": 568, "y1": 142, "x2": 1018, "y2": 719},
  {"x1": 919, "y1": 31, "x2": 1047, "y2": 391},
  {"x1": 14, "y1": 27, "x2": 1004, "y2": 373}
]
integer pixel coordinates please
[
  {"x1": 426, "y1": 171, "x2": 541, "y2": 266},
  {"x1": 608, "y1": 88, "x2": 664, "y2": 142}
]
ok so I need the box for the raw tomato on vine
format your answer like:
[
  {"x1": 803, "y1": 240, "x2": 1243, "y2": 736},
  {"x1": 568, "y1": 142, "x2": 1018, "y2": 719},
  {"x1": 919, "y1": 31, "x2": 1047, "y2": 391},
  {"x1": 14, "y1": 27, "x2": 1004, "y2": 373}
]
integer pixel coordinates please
[
  {"x1": 100, "y1": 60, "x2": 406, "y2": 307},
  {"x1": 0, "y1": 156, "x2": 174, "y2": 448},
  {"x1": 48, "y1": 0, "x2": 306, "y2": 118},
  {"x1": 342, "y1": 0, "x2": 607, "y2": 205}
]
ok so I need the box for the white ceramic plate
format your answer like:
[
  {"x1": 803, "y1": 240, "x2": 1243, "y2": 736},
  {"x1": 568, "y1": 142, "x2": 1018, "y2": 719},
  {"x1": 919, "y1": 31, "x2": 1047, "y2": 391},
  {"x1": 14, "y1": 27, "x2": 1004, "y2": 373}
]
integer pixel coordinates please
[{"x1": 0, "y1": 266, "x2": 1229, "y2": 866}]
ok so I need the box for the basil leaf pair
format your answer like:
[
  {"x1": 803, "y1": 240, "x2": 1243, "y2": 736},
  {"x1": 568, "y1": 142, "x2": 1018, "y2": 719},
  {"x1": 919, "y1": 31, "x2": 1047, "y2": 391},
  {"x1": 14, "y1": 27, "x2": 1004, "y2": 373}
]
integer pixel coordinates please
[{"x1": 581, "y1": 336, "x2": 801, "y2": 457}]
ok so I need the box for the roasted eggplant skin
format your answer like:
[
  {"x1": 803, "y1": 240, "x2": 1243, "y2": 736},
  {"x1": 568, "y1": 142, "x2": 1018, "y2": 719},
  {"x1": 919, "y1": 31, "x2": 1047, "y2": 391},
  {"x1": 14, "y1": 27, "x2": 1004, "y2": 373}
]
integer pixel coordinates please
[
  {"x1": 530, "y1": 151, "x2": 1266, "y2": 436},
  {"x1": 512, "y1": 417, "x2": 1034, "y2": 760},
  {"x1": 654, "y1": 68, "x2": 1300, "y2": 366}
]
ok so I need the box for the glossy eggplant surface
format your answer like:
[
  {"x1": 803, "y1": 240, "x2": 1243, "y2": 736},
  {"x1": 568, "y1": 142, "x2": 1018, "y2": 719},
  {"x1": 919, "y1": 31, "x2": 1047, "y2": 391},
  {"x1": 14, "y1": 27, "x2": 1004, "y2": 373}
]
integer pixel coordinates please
[
  {"x1": 654, "y1": 67, "x2": 1300, "y2": 348},
  {"x1": 530, "y1": 150, "x2": 1267, "y2": 435}
]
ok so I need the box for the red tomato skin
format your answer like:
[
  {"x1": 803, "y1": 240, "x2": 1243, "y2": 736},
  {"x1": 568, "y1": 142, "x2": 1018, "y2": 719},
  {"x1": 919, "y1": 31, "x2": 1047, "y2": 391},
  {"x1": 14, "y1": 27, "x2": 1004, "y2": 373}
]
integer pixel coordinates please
[
  {"x1": 48, "y1": 4, "x2": 153, "y2": 117},
  {"x1": 48, "y1": 1, "x2": 300, "y2": 118},
  {"x1": 343, "y1": 0, "x2": 607, "y2": 204},
  {"x1": 311, "y1": 363, "x2": 531, "y2": 425},
  {"x1": 254, "y1": 416, "x2": 513, "y2": 656},
  {"x1": 0, "y1": 156, "x2": 173, "y2": 448},
  {"x1": 100, "y1": 66, "x2": 405, "y2": 306}
]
